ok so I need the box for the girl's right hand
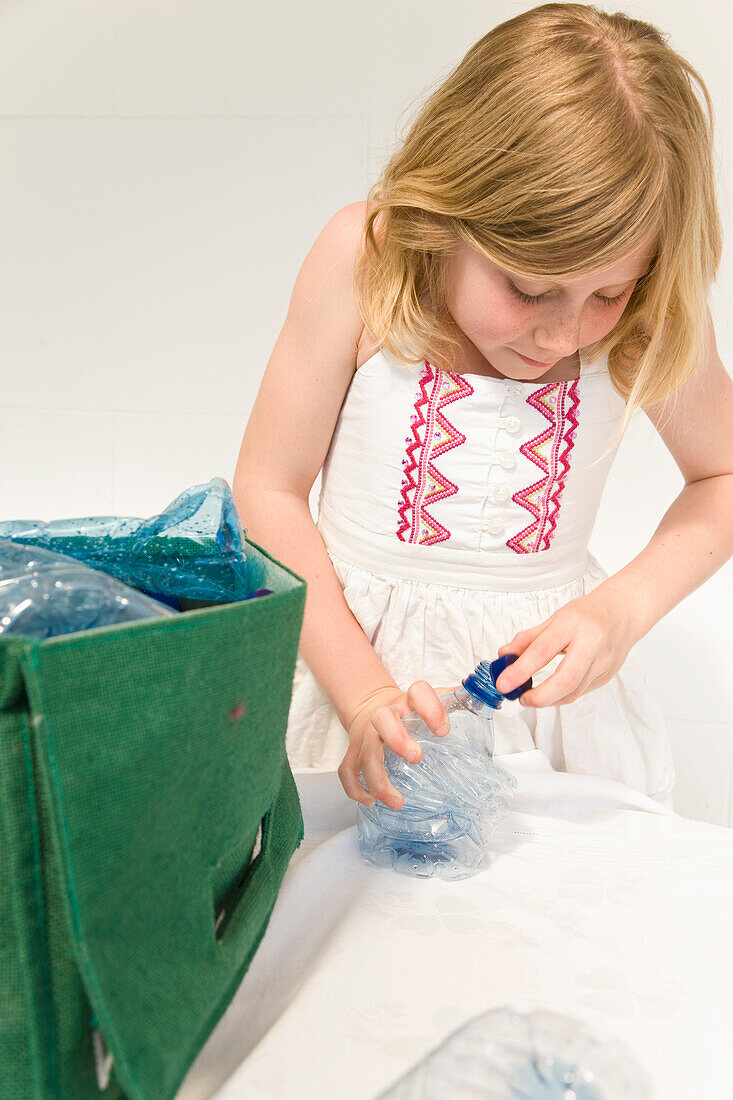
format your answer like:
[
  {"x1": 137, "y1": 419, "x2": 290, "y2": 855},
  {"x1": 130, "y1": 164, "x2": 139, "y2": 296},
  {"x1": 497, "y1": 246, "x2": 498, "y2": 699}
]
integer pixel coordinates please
[{"x1": 338, "y1": 681, "x2": 452, "y2": 810}]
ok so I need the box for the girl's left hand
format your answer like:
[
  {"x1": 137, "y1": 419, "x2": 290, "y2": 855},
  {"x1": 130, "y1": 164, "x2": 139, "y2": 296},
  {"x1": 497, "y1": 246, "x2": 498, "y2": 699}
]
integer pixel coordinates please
[{"x1": 493, "y1": 583, "x2": 641, "y2": 707}]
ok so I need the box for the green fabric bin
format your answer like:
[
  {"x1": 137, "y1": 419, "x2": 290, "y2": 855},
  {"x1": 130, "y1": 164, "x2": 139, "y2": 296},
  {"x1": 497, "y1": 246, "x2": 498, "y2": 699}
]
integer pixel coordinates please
[{"x1": 0, "y1": 534, "x2": 307, "y2": 1099}]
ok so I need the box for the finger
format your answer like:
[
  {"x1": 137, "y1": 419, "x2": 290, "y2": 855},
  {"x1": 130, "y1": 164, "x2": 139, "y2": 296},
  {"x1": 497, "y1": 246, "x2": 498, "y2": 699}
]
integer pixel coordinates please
[
  {"x1": 360, "y1": 736, "x2": 404, "y2": 809},
  {"x1": 404, "y1": 680, "x2": 451, "y2": 738},
  {"x1": 518, "y1": 650, "x2": 590, "y2": 708},
  {"x1": 550, "y1": 663, "x2": 614, "y2": 707},
  {"x1": 338, "y1": 741, "x2": 375, "y2": 806},
  {"x1": 368, "y1": 700, "x2": 424, "y2": 762},
  {"x1": 496, "y1": 620, "x2": 551, "y2": 659},
  {"x1": 494, "y1": 624, "x2": 571, "y2": 695}
]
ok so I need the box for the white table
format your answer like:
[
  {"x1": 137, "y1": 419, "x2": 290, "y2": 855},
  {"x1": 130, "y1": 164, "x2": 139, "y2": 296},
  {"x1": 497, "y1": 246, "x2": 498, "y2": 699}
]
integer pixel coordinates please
[{"x1": 178, "y1": 752, "x2": 733, "y2": 1099}]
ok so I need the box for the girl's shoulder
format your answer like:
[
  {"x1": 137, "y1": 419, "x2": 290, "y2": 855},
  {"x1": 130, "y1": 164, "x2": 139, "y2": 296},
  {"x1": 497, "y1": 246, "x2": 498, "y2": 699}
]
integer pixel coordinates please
[{"x1": 353, "y1": 199, "x2": 389, "y2": 372}]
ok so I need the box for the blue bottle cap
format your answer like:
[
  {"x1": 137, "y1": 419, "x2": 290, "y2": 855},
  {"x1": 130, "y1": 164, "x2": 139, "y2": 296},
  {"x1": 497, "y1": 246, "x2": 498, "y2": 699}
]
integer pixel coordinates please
[{"x1": 462, "y1": 655, "x2": 533, "y2": 709}]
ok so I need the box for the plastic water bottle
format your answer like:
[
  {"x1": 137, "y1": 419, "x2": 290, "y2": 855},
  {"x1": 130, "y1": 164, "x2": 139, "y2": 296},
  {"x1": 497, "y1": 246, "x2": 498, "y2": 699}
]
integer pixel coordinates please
[
  {"x1": 0, "y1": 540, "x2": 177, "y2": 639},
  {"x1": 356, "y1": 656, "x2": 533, "y2": 880},
  {"x1": 0, "y1": 477, "x2": 267, "y2": 602},
  {"x1": 377, "y1": 1005, "x2": 653, "y2": 1098}
]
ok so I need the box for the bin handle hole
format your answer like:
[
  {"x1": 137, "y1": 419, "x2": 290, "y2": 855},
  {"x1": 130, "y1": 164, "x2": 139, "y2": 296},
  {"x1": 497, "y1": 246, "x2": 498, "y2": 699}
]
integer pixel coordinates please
[{"x1": 214, "y1": 817, "x2": 264, "y2": 943}]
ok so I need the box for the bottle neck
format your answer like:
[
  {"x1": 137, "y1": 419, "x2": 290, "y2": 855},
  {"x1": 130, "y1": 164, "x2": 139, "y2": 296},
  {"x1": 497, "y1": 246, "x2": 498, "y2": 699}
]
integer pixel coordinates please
[
  {"x1": 454, "y1": 685, "x2": 499, "y2": 719},
  {"x1": 461, "y1": 661, "x2": 507, "y2": 710}
]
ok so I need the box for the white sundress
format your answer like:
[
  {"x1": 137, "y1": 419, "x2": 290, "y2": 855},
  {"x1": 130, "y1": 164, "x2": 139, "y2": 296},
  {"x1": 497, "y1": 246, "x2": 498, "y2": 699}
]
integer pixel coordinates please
[{"x1": 285, "y1": 344, "x2": 676, "y2": 808}]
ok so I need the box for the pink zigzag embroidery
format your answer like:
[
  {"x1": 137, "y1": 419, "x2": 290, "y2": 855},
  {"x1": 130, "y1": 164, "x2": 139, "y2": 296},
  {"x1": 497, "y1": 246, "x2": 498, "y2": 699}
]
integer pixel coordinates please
[
  {"x1": 506, "y1": 379, "x2": 580, "y2": 554},
  {"x1": 396, "y1": 362, "x2": 474, "y2": 544}
]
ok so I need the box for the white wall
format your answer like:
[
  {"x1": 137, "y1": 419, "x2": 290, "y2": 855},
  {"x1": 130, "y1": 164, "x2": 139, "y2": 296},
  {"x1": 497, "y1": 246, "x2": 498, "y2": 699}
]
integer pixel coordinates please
[{"x1": 1, "y1": 0, "x2": 731, "y2": 824}]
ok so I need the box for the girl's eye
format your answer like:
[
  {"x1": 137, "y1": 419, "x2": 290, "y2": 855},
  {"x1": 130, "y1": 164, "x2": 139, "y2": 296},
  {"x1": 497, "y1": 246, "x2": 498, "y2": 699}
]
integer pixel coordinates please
[{"x1": 508, "y1": 284, "x2": 627, "y2": 307}]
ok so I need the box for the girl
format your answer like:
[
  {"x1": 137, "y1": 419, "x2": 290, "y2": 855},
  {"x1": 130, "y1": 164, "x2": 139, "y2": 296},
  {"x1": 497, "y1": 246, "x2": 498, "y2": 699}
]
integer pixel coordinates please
[{"x1": 233, "y1": 4, "x2": 732, "y2": 814}]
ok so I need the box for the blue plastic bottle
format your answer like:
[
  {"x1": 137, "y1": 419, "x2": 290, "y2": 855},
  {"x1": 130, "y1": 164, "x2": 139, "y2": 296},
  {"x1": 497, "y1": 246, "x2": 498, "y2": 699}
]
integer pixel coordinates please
[
  {"x1": 0, "y1": 540, "x2": 177, "y2": 639},
  {"x1": 0, "y1": 477, "x2": 267, "y2": 602},
  {"x1": 356, "y1": 656, "x2": 532, "y2": 880}
]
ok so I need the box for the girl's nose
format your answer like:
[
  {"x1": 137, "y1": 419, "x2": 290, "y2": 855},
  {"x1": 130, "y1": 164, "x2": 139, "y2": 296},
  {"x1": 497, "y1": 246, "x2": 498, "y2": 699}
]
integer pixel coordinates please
[{"x1": 533, "y1": 323, "x2": 583, "y2": 360}]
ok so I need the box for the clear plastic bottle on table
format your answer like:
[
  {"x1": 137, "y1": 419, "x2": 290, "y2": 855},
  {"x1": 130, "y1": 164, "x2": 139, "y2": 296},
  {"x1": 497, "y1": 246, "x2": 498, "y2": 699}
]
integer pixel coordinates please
[{"x1": 378, "y1": 1005, "x2": 653, "y2": 1098}]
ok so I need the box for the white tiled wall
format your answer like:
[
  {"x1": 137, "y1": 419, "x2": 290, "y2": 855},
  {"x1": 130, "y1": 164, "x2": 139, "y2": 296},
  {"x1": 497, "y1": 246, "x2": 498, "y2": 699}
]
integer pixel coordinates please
[{"x1": 1, "y1": 1, "x2": 731, "y2": 824}]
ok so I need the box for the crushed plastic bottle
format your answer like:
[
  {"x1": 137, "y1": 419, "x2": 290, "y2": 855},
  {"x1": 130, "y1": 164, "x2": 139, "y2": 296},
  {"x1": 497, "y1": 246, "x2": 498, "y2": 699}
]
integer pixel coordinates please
[
  {"x1": 356, "y1": 656, "x2": 532, "y2": 880},
  {"x1": 0, "y1": 477, "x2": 266, "y2": 603},
  {"x1": 0, "y1": 540, "x2": 176, "y2": 639},
  {"x1": 377, "y1": 1005, "x2": 653, "y2": 1099}
]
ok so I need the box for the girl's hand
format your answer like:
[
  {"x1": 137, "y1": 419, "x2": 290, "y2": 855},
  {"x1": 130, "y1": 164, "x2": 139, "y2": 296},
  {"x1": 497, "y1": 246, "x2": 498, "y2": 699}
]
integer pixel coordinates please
[
  {"x1": 494, "y1": 584, "x2": 641, "y2": 708},
  {"x1": 338, "y1": 681, "x2": 451, "y2": 810}
]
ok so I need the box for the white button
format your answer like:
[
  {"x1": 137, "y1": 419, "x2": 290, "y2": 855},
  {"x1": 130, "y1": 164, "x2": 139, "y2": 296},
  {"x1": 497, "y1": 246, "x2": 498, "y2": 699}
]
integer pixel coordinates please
[
  {"x1": 494, "y1": 485, "x2": 510, "y2": 501},
  {"x1": 504, "y1": 416, "x2": 520, "y2": 433},
  {"x1": 500, "y1": 452, "x2": 517, "y2": 469},
  {"x1": 509, "y1": 385, "x2": 523, "y2": 397},
  {"x1": 486, "y1": 518, "x2": 504, "y2": 535}
]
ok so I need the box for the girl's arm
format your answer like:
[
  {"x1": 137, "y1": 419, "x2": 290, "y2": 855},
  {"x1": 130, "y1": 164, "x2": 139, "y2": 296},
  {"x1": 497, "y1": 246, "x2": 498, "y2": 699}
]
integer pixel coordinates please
[
  {"x1": 604, "y1": 309, "x2": 733, "y2": 636},
  {"x1": 495, "y1": 308, "x2": 733, "y2": 706},
  {"x1": 235, "y1": 487, "x2": 400, "y2": 731},
  {"x1": 233, "y1": 205, "x2": 400, "y2": 731}
]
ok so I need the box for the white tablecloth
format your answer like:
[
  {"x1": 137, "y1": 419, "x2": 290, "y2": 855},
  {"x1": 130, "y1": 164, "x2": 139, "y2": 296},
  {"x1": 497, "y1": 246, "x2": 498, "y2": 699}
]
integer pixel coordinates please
[{"x1": 177, "y1": 751, "x2": 733, "y2": 1099}]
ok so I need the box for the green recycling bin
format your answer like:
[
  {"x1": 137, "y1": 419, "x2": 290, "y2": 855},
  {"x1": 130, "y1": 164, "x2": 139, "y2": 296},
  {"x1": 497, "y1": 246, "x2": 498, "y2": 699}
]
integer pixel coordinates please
[{"x1": 0, "y1": 534, "x2": 306, "y2": 1099}]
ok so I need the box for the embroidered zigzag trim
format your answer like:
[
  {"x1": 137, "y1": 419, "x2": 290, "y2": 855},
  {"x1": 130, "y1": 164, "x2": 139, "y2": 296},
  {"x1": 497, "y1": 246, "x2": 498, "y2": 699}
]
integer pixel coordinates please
[
  {"x1": 396, "y1": 363, "x2": 473, "y2": 544},
  {"x1": 506, "y1": 379, "x2": 580, "y2": 554}
]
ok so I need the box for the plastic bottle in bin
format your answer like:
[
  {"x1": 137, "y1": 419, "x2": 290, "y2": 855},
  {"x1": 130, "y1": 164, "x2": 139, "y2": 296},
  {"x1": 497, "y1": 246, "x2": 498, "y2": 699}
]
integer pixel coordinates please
[{"x1": 356, "y1": 656, "x2": 532, "y2": 881}]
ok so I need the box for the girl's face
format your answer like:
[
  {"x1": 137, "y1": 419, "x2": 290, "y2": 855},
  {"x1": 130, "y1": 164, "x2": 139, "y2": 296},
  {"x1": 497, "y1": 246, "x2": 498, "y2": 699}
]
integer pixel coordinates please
[{"x1": 444, "y1": 237, "x2": 655, "y2": 381}]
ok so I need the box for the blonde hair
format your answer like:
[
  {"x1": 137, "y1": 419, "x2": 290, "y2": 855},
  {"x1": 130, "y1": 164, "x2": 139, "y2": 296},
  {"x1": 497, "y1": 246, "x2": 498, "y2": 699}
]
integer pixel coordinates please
[{"x1": 354, "y1": 3, "x2": 723, "y2": 448}]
